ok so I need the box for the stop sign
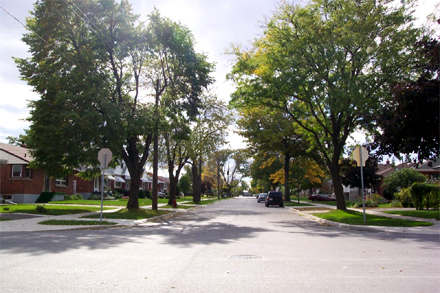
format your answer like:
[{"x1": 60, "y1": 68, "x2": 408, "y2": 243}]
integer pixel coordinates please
[
  {"x1": 352, "y1": 146, "x2": 368, "y2": 167},
  {"x1": 98, "y1": 148, "x2": 112, "y2": 168}
]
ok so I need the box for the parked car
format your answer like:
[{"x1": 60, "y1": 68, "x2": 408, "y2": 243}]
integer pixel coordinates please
[
  {"x1": 308, "y1": 194, "x2": 336, "y2": 201},
  {"x1": 265, "y1": 191, "x2": 284, "y2": 207},
  {"x1": 257, "y1": 193, "x2": 267, "y2": 203},
  {"x1": 158, "y1": 192, "x2": 167, "y2": 198}
]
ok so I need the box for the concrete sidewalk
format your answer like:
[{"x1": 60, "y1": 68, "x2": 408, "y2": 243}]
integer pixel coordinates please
[
  {"x1": 291, "y1": 202, "x2": 440, "y2": 234},
  {"x1": 0, "y1": 204, "x2": 188, "y2": 233},
  {"x1": 1, "y1": 200, "x2": 439, "y2": 234}
]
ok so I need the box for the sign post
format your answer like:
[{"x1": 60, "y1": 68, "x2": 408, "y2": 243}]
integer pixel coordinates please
[
  {"x1": 98, "y1": 148, "x2": 112, "y2": 223},
  {"x1": 353, "y1": 146, "x2": 369, "y2": 225}
]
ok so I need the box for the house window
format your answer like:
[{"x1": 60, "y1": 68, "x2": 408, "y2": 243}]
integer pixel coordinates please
[
  {"x1": 115, "y1": 181, "x2": 122, "y2": 188},
  {"x1": 25, "y1": 167, "x2": 32, "y2": 178},
  {"x1": 56, "y1": 176, "x2": 68, "y2": 186},
  {"x1": 12, "y1": 165, "x2": 22, "y2": 178},
  {"x1": 94, "y1": 178, "x2": 99, "y2": 192}
]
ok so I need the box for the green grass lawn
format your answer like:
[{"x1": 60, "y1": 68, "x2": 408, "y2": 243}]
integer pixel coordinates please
[
  {"x1": 312, "y1": 209, "x2": 433, "y2": 227},
  {"x1": 284, "y1": 201, "x2": 313, "y2": 207},
  {"x1": 39, "y1": 220, "x2": 117, "y2": 226},
  {"x1": 51, "y1": 197, "x2": 197, "y2": 206},
  {"x1": 311, "y1": 200, "x2": 357, "y2": 206},
  {"x1": 184, "y1": 199, "x2": 223, "y2": 205},
  {"x1": 51, "y1": 198, "x2": 154, "y2": 206},
  {"x1": 0, "y1": 204, "x2": 112, "y2": 215},
  {"x1": 82, "y1": 208, "x2": 170, "y2": 220},
  {"x1": 161, "y1": 204, "x2": 194, "y2": 209},
  {"x1": 383, "y1": 210, "x2": 440, "y2": 220}
]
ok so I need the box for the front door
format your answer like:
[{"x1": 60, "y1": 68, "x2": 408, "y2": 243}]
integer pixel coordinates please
[{"x1": 44, "y1": 176, "x2": 50, "y2": 192}]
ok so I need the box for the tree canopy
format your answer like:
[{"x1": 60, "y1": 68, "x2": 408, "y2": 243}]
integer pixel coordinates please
[
  {"x1": 382, "y1": 168, "x2": 427, "y2": 195},
  {"x1": 228, "y1": 0, "x2": 425, "y2": 209},
  {"x1": 15, "y1": 0, "x2": 213, "y2": 209},
  {"x1": 372, "y1": 38, "x2": 439, "y2": 162}
]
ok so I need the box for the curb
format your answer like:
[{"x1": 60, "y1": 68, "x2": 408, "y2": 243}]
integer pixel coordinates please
[
  {"x1": 9, "y1": 199, "x2": 229, "y2": 232},
  {"x1": 289, "y1": 208, "x2": 381, "y2": 232}
]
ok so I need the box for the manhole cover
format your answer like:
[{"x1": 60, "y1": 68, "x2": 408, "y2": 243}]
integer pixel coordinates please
[{"x1": 228, "y1": 255, "x2": 262, "y2": 260}]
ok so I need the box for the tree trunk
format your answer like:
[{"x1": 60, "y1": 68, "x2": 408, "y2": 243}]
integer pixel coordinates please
[
  {"x1": 167, "y1": 175, "x2": 179, "y2": 206},
  {"x1": 328, "y1": 161, "x2": 346, "y2": 210},
  {"x1": 192, "y1": 162, "x2": 201, "y2": 202},
  {"x1": 152, "y1": 132, "x2": 158, "y2": 210},
  {"x1": 127, "y1": 174, "x2": 140, "y2": 209},
  {"x1": 284, "y1": 152, "x2": 291, "y2": 201}
]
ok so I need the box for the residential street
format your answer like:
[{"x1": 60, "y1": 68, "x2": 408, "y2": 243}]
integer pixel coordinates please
[{"x1": 1, "y1": 197, "x2": 439, "y2": 293}]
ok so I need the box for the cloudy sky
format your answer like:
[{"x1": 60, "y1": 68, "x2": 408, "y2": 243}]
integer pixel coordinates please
[{"x1": 0, "y1": 0, "x2": 438, "y2": 148}]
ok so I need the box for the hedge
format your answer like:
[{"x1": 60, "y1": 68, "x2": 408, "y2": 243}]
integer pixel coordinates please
[{"x1": 410, "y1": 183, "x2": 439, "y2": 210}]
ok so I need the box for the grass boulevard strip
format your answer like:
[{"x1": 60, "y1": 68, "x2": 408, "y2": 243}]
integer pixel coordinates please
[
  {"x1": 0, "y1": 196, "x2": 228, "y2": 226},
  {"x1": 0, "y1": 197, "x2": 438, "y2": 227}
]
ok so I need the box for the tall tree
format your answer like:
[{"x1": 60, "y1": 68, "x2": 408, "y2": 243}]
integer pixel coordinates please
[
  {"x1": 142, "y1": 10, "x2": 214, "y2": 209},
  {"x1": 228, "y1": 0, "x2": 424, "y2": 209},
  {"x1": 250, "y1": 153, "x2": 283, "y2": 192},
  {"x1": 15, "y1": 0, "x2": 154, "y2": 209},
  {"x1": 372, "y1": 38, "x2": 439, "y2": 162},
  {"x1": 160, "y1": 114, "x2": 191, "y2": 206},
  {"x1": 217, "y1": 149, "x2": 250, "y2": 196},
  {"x1": 186, "y1": 92, "x2": 230, "y2": 202},
  {"x1": 236, "y1": 106, "x2": 320, "y2": 201}
]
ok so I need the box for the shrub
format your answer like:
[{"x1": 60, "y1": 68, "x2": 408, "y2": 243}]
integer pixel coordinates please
[
  {"x1": 36, "y1": 206, "x2": 47, "y2": 213},
  {"x1": 383, "y1": 188, "x2": 396, "y2": 201},
  {"x1": 88, "y1": 194, "x2": 100, "y2": 200},
  {"x1": 138, "y1": 190, "x2": 146, "y2": 199},
  {"x1": 112, "y1": 190, "x2": 122, "y2": 199},
  {"x1": 352, "y1": 199, "x2": 378, "y2": 208},
  {"x1": 411, "y1": 183, "x2": 440, "y2": 210},
  {"x1": 395, "y1": 188, "x2": 413, "y2": 208},
  {"x1": 370, "y1": 194, "x2": 385, "y2": 204},
  {"x1": 64, "y1": 194, "x2": 83, "y2": 201},
  {"x1": 145, "y1": 190, "x2": 151, "y2": 199},
  {"x1": 390, "y1": 201, "x2": 403, "y2": 208}
]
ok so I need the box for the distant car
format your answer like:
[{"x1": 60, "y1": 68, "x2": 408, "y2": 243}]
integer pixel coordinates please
[
  {"x1": 308, "y1": 194, "x2": 336, "y2": 201},
  {"x1": 257, "y1": 193, "x2": 267, "y2": 203},
  {"x1": 158, "y1": 192, "x2": 167, "y2": 198},
  {"x1": 265, "y1": 191, "x2": 284, "y2": 207}
]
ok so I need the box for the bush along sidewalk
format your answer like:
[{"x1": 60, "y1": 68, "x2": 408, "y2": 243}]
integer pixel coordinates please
[{"x1": 411, "y1": 183, "x2": 439, "y2": 210}]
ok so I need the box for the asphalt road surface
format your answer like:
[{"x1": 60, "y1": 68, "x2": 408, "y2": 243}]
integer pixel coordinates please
[{"x1": 1, "y1": 197, "x2": 439, "y2": 292}]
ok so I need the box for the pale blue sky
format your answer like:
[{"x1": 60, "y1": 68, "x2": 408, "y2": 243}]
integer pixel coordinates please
[{"x1": 0, "y1": 0, "x2": 438, "y2": 149}]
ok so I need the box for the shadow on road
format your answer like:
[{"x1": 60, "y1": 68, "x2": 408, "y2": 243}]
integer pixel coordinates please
[
  {"x1": 2, "y1": 204, "x2": 438, "y2": 255},
  {"x1": 270, "y1": 219, "x2": 440, "y2": 247}
]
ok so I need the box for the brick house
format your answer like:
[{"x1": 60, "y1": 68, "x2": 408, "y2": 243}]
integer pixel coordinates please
[
  {"x1": 0, "y1": 142, "x2": 94, "y2": 203},
  {"x1": 415, "y1": 159, "x2": 440, "y2": 181},
  {"x1": 374, "y1": 161, "x2": 416, "y2": 197},
  {"x1": 1, "y1": 142, "x2": 172, "y2": 202}
]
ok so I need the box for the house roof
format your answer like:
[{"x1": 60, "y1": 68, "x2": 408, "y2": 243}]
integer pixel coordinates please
[
  {"x1": 157, "y1": 176, "x2": 169, "y2": 184},
  {"x1": 377, "y1": 162, "x2": 415, "y2": 177},
  {"x1": 416, "y1": 159, "x2": 440, "y2": 172},
  {"x1": 0, "y1": 142, "x2": 32, "y2": 164}
]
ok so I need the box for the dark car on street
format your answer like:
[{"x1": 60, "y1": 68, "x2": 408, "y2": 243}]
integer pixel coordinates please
[
  {"x1": 257, "y1": 193, "x2": 267, "y2": 203},
  {"x1": 265, "y1": 191, "x2": 284, "y2": 207},
  {"x1": 308, "y1": 194, "x2": 336, "y2": 201}
]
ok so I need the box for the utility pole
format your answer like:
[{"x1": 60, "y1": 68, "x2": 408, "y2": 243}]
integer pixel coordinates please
[{"x1": 217, "y1": 156, "x2": 220, "y2": 199}]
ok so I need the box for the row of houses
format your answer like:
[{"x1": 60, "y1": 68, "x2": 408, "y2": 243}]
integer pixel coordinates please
[
  {"x1": 0, "y1": 142, "x2": 170, "y2": 203},
  {"x1": 326, "y1": 160, "x2": 439, "y2": 201},
  {"x1": 1, "y1": 142, "x2": 438, "y2": 203}
]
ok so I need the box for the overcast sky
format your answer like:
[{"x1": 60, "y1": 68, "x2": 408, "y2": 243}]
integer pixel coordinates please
[{"x1": 0, "y1": 0, "x2": 438, "y2": 149}]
